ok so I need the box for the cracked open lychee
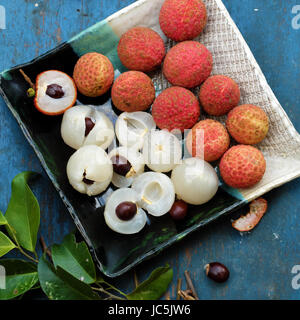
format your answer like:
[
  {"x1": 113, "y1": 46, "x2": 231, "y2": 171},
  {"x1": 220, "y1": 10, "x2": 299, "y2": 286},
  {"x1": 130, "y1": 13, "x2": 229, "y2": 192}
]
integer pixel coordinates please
[
  {"x1": 109, "y1": 146, "x2": 145, "y2": 188},
  {"x1": 104, "y1": 188, "x2": 147, "y2": 234},
  {"x1": 171, "y1": 158, "x2": 219, "y2": 205},
  {"x1": 34, "y1": 70, "x2": 77, "y2": 115},
  {"x1": 142, "y1": 129, "x2": 182, "y2": 172},
  {"x1": 61, "y1": 105, "x2": 115, "y2": 150},
  {"x1": 115, "y1": 111, "x2": 156, "y2": 149},
  {"x1": 132, "y1": 172, "x2": 175, "y2": 216},
  {"x1": 66, "y1": 145, "x2": 113, "y2": 196}
]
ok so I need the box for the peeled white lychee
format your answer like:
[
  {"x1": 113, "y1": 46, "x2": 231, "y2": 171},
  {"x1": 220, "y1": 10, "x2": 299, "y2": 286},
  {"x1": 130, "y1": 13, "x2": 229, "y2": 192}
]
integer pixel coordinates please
[
  {"x1": 143, "y1": 129, "x2": 182, "y2": 172},
  {"x1": 104, "y1": 188, "x2": 147, "y2": 234},
  {"x1": 115, "y1": 112, "x2": 156, "y2": 150},
  {"x1": 67, "y1": 145, "x2": 113, "y2": 196},
  {"x1": 132, "y1": 172, "x2": 175, "y2": 216},
  {"x1": 61, "y1": 105, "x2": 115, "y2": 150},
  {"x1": 34, "y1": 70, "x2": 77, "y2": 115},
  {"x1": 171, "y1": 158, "x2": 219, "y2": 205},
  {"x1": 108, "y1": 147, "x2": 145, "y2": 188}
]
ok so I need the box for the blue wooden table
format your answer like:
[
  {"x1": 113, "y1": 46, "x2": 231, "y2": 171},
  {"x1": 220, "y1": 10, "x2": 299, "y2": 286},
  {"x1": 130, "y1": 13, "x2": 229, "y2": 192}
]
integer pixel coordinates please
[{"x1": 0, "y1": 0, "x2": 299, "y2": 300}]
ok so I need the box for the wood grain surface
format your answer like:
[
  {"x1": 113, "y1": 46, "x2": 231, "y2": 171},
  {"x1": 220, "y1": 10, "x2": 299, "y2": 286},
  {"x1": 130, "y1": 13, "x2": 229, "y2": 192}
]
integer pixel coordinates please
[{"x1": 0, "y1": 0, "x2": 299, "y2": 299}]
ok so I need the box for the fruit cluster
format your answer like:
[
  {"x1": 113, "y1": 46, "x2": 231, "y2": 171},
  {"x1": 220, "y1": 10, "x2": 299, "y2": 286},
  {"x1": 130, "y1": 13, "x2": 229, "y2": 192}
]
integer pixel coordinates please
[{"x1": 29, "y1": 0, "x2": 270, "y2": 235}]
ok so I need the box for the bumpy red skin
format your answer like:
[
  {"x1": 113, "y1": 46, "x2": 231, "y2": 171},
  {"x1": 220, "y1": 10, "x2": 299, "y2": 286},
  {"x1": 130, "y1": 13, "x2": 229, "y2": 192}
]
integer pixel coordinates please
[
  {"x1": 199, "y1": 75, "x2": 240, "y2": 116},
  {"x1": 73, "y1": 52, "x2": 114, "y2": 97},
  {"x1": 163, "y1": 41, "x2": 213, "y2": 88},
  {"x1": 186, "y1": 119, "x2": 230, "y2": 162},
  {"x1": 226, "y1": 104, "x2": 269, "y2": 145},
  {"x1": 219, "y1": 145, "x2": 266, "y2": 189},
  {"x1": 152, "y1": 87, "x2": 200, "y2": 132},
  {"x1": 232, "y1": 198, "x2": 268, "y2": 232},
  {"x1": 159, "y1": 0, "x2": 207, "y2": 42},
  {"x1": 117, "y1": 27, "x2": 166, "y2": 72},
  {"x1": 111, "y1": 71, "x2": 155, "y2": 112}
]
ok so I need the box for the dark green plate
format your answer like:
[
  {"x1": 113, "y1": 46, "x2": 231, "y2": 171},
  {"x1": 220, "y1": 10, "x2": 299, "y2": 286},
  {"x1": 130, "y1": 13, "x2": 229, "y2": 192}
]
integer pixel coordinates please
[{"x1": 0, "y1": 20, "x2": 244, "y2": 277}]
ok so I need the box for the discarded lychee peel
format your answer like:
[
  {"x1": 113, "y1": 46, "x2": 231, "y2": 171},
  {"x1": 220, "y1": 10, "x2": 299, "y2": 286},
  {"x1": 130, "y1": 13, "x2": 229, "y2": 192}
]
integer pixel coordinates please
[
  {"x1": 34, "y1": 70, "x2": 77, "y2": 116},
  {"x1": 232, "y1": 197, "x2": 268, "y2": 232}
]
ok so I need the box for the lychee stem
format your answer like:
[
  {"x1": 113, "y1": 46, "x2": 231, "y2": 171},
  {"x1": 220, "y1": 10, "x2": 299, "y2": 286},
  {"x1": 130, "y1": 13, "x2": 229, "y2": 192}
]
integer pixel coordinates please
[{"x1": 19, "y1": 69, "x2": 36, "y2": 90}]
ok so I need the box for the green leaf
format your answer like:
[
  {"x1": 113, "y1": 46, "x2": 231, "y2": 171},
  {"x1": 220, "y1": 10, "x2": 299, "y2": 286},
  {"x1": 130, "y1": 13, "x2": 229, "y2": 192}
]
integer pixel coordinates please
[
  {"x1": 0, "y1": 231, "x2": 16, "y2": 257},
  {"x1": 38, "y1": 255, "x2": 100, "y2": 300},
  {"x1": 127, "y1": 265, "x2": 173, "y2": 300},
  {"x1": 0, "y1": 259, "x2": 38, "y2": 300},
  {"x1": 0, "y1": 210, "x2": 7, "y2": 225},
  {"x1": 5, "y1": 172, "x2": 40, "y2": 252},
  {"x1": 51, "y1": 233, "x2": 96, "y2": 284}
]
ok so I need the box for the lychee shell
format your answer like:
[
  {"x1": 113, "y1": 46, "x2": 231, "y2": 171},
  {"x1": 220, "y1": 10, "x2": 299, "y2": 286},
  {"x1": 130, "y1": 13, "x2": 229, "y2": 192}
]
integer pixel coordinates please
[
  {"x1": 117, "y1": 27, "x2": 166, "y2": 72},
  {"x1": 152, "y1": 86, "x2": 200, "y2": 132},
  {"x1": 219, "y1": 145, "x2": 266, "y2": 188},
  {"x1": 111, "y1": 71, "x2": 155, "y2": 112},
  {"x1": 186, "y1": 119, "x2": 230, "y2": 162},
  {"x1": 199, "y1": 75, "x2": 240, "y2": 116},
  {"x1": 73, "y1": 52, "x2": 114, "y2": 97},
  {"x1": 226, "y1": 104, "x2": 269, "y2": 145},
  {"x1": 163, "y1": 41, "x2": 213, "y2": 88},
  {"x1": 159, "y1": 0, "x2": 207, "y2": 42}
]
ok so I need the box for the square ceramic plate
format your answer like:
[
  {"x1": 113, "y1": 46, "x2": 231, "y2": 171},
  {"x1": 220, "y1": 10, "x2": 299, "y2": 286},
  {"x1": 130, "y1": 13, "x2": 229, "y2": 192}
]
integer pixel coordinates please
[{"x1": 1, "y1": 0, "x2": 300, "y2": 277}]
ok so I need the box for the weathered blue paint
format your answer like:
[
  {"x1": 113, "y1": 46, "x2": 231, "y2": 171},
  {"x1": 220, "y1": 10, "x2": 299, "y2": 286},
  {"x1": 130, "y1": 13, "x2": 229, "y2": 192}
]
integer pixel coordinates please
[{"x1": 0, "y1": 0, "x2": 299, "y2": 299}]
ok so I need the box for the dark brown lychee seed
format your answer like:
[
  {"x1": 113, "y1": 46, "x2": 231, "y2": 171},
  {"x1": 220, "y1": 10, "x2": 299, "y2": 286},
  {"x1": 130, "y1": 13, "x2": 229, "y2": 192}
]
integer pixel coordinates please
[
  {"x1": 82, "y1": 171, "x2": 94, "y2": 185},
  {"x1": 46, "y1": 84, "x2": 64, "y2": 99},
  {"x1": 115, "y1": 201, "x2": 137, "y2": 221},
  {"x1": 205, "y1": 262, "x2": 230, "y2": 283},
  {"x1": 111, "y1": 155, "x2": 132, "y2": 177},
  {"x1": 85, "y1": 117, "x2": 95, "y2": 136},
  {"x1": 169, "y1": 200, "x2": 188, "y2": 220}
]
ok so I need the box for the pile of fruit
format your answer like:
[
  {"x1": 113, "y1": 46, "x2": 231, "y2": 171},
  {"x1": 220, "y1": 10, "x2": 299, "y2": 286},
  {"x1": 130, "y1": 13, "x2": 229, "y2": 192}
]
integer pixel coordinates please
[{"x1": 30, "y1": 0, "x2": 269, "y2": 235}]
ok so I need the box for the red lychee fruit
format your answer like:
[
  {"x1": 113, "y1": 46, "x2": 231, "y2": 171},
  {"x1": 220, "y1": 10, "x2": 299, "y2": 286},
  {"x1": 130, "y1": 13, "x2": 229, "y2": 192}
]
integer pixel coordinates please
[
  {"x1": 159, "y1": 0, "x2": 207, "y2": 42},
  {"x1": 152, "y1": 86, "x2": 200, "y2": 132},
  {"x1": 111, "y1": 71, "x2": 155, "y2": 112},
  {"x1": 186, "y1": 119, "x2": 230, "y2": 162},
  {"x1": 117, "y1": 27, "x2": 166, "y2": 72},
  {"x1": 199, "y1": 75, "x2": 241, "y2": 116},
  {"x1": 226, "y1": 104, "x2": 269, "y2": 145},
  {"x1": 219, "y1": 145, "x2": 266, "y2": 189},
  {"x1": 73, "y1": 52, "x2": 114, "y2": 97},
  {"x1": 163, "y1": 41, "x2": 213, "y2": 88}
]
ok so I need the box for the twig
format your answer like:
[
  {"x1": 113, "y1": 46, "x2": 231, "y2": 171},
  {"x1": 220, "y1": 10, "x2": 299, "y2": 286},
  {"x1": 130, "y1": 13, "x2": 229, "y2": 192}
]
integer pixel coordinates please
[
  {"x1": 184, "y1": 270, "x2": 199, "y2": 300},
  {"x1": 6, "y1": 224, "x2": 38, "y2": 263},
  {"x1": 91, "y1": 286, "x2": 126, "y2": 300},
  {"x1": 19, "y1": 69, "x2": 35, "y2": 89},
  {"x1": 39, "y1": 236, "x2": 52, "y2": 260},
  {"x1": 178, "y1": 290, "x2": 196, "y2": 301},
  {"x1": 133, "y1": 269, "x2": 139, "y2": 288},
  {"x1": 176, "y1": 278, "x2": 182, "y2": 300}
]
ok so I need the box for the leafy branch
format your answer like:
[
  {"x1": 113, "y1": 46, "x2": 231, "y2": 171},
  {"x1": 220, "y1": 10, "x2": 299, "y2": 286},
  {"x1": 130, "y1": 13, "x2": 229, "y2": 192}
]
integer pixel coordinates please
[{"x1": 0, "y1": 172, "x2": 173, "y2": 300}]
